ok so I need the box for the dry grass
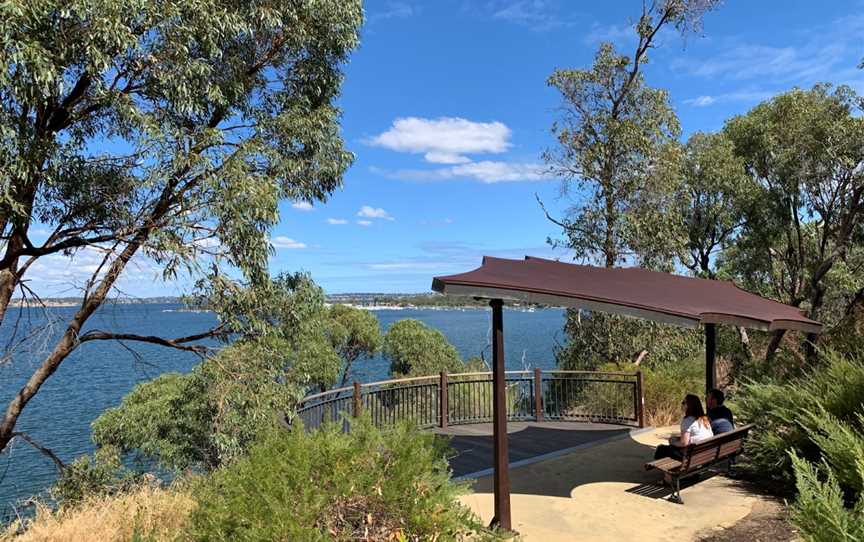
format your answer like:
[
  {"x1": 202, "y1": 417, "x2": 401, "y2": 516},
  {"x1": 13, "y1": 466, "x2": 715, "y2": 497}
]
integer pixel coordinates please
[{"x1": 1, "y1": 484, "x2": 194, "y2": 542}]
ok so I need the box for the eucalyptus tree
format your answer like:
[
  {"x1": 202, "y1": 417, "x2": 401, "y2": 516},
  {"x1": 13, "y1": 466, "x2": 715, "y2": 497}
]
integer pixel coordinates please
[
  {"x1": 541, "y1": 0, "x2": 718, "y2": 268},
  {"x1": 383, "y1": 319, "x2": 463, "y2": 378},
  {"x1": 327, "y1": 304, "x2": 383, "y2": 387},
  {"x1": 722, "y1": 85, "x2": 864, "y2": 360},
  {"x1": 543, "y1": 0, "x2": 718, "y2": 370},
  {"x1": 0, "y1": 0, "x2": 363, "y2": 457},
  {"x1": 675, "y1": 131, "x2": 752, "y2": 278},
  {"x1": 93, "y1": 273, "x2": 342, "y2": 470}
]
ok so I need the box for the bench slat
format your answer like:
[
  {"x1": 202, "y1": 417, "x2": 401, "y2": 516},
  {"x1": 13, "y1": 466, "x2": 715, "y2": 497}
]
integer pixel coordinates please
[{"x1": 645, "y1": 457, "x2": 682, "y2": 473}]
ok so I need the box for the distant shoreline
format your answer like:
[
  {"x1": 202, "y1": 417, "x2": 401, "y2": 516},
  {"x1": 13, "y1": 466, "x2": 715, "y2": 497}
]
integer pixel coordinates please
[{"x1": 9, "y1": 299, "x2": 557, "y2": 311}]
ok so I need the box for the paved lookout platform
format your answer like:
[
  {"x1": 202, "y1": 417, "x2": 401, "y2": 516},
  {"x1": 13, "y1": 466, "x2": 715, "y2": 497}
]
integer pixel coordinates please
[
  {"x1": 459, "y1": 426, "x2": 763, "y2": 541},
  {"x1": 437, "y1": 421, "x2": 641, "y2": 478}
]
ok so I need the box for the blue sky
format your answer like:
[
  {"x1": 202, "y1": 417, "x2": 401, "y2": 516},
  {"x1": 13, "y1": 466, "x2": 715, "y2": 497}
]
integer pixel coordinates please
[{"x1": 29, "y1": 1, "x2": 864, "y2": 296}]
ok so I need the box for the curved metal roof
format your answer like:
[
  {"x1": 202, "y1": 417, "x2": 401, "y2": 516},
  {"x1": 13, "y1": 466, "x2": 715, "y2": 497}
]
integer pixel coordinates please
[{"x1": 431, "y1": 256, "x2": 821, "y2": 333}]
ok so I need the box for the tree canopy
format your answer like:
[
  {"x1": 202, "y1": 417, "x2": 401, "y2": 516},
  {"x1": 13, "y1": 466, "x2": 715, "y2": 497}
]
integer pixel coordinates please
[
  {"x1": 383, "y1": 319, "x2": 464, "y2": 378},
  {"x1": 326, "y1": 304, "x2": 383, "y2": 387},
  {"x1": 721, "y1": 85, "x2": 864, "y2": 358},
  {"x1": 546, "y1": 0, "x2": 720, "y2": 372},
  {"x1": 92, "y1": 273, "x2": 345, "y2": 469},
  {"x1": 0, "y1": 0, "x2": 362, "y2": 456}
]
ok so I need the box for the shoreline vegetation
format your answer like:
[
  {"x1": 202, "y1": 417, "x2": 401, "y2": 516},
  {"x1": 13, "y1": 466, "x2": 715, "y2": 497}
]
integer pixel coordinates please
[{"x1": 10, "y1": 294, "x2": 557, "y2": 311}]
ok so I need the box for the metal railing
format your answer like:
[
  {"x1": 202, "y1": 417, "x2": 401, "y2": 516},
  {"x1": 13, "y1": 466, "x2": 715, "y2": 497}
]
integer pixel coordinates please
[{"x1": 295, "y1": 369, "x2": 644, "y2": 431}]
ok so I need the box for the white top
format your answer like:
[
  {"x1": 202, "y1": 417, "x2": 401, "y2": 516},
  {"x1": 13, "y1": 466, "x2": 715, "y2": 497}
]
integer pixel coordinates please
[{"x1": 681, "y1": 416, "x2": 714, "y2": 444}]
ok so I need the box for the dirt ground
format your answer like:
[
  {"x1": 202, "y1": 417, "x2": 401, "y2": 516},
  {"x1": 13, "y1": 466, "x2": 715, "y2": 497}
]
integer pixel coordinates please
[{"x1": 695, "y1": 498, "x2": 799, "y2": 542}]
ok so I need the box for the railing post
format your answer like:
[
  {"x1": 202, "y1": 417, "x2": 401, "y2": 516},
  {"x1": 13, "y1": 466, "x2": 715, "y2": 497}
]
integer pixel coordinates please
[
  {"x1": 636, "y1": 371, "x2": 645, "y2": 428},
  {"x1": 439, "y1": 371, "x2": 449, "y2": 428},
  {"x1": 533, "y1": 368, "x2": 543, "y2": 421},
  {"x1": 352, "y1": 381, "x2": 362, "y2": 418}
]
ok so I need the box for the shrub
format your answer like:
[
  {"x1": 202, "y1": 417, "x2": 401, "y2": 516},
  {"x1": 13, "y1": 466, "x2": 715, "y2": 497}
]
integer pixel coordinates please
[
  {"x1": 594, "y1": 360, "x2": 703, "y2": 427},
  {"x1": 187, "y1": 417, "x2": 495, "y2": 541},
  {"x1": 790, "y1": 451, "x2": 864, "y2": 542},
  {"x1": 736, "y1": 349, "x2": 864, "y2": 491},
  {"x1": 50, "y1": 446, "x2": 137, "y2": 507}
]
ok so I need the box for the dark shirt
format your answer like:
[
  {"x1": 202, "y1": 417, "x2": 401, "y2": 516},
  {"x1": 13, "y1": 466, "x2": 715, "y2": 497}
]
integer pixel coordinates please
[{"x1": 708, "y1": 405, "x2": 734, "y2": 426}]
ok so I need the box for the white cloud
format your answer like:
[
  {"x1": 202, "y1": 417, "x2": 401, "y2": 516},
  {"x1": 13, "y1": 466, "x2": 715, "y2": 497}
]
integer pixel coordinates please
[
  {"x1": 271, "y1": 236, "x2": 307, "y2": 249},
  {"x1": 489, "y1": 1, "x2": 577, "y2": 31},
  {"x1": 380, "y1": 161, "x2": 549, "y2": 184},
  {"x1": 292, "y1": 201, "x2": 314, "y2": 211},
  {"x1": 684, "y1": 95, "x2": 716, "y2": 107},
  {"x1": 451, "y1": 161, "x2": 547, "y2": 183},
  {"x1": 423, "y1": 151, "x2": 472, "y2": 164},
  {"x1": 326, "y1": 218, "x2": 348, "y2": 225},
  {"x1": 582, "y1": 22, "x2": 636, "y2": 46},
  {"x1": 356, "y1": 220, "x2": 373, "y2": 227},
  {"x1": 354, "y1": 241, "x2": 575, "y2": 277},
  {"x1": 367, "y1": 262, "x2": 443, "y2": 270},
  {"x1": 677, "y1": 43, "x2": 846, "y2": 83},
  {"x1": 357, "y1": 206, "x2": 395, "y2": 221},
  {"x1": 369, "y1": 2, "x2": 415, "y2": 23},
  {"x1": 675, "y1": 16, "x2": 864, "y2": 89},
  {"x1": 682, "y1": 89, "x2": 776, "y2": 108},
  {"x1": 25, "y1": 245, "x2": 162, "y2": 297},
  {"x1": 367, "y1": 117, "x2": 512, "y2": 164}
]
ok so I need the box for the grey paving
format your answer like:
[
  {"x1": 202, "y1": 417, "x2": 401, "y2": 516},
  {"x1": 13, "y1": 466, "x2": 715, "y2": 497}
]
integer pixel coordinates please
[{"x1": 434, "y1": 421, "x2": 635, "y2": 477}]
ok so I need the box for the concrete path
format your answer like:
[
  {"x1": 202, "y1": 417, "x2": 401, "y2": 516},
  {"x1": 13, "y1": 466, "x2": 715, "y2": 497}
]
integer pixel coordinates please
[{"x1": 459, "y1": 426, "x2": 761, "y2": 541}]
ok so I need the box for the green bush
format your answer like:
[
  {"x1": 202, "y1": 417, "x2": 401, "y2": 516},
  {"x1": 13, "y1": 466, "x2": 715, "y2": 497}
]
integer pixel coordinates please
[
  {"x1": 736, "y1": 350, "x2": 864, "y2": 491},
  {"x1": 594, "y1": 360, "x2": 703, "y2": 427},
  {"x1": 51, "y1": 446, "x2": 136, "y2": 506},
  {"x1": 186, "y1": 417, "x2": 496, "y2": 541},
  {"x1": 790, "y1": 451, "x2": 864, "y2": 542}
]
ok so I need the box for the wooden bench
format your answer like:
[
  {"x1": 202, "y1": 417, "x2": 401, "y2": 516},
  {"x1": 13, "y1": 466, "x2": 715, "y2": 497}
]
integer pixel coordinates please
[{"x1": 644, "y1": 423, "x2": 754, "y2": 504}]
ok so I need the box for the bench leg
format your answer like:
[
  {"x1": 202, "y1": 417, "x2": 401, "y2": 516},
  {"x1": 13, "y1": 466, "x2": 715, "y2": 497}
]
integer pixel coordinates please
[{"x1": 669, "y1": 476, "x2": 684, "y2": 504}]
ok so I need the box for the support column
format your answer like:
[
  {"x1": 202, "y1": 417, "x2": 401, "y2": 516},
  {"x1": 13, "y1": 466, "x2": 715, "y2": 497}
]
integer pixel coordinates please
[
  {"x1": 705, "y1": 323, "x2": 717, "y2": 392},
  {"x1": 490, "y1": 299, "x2": 511, "y2": 532}
]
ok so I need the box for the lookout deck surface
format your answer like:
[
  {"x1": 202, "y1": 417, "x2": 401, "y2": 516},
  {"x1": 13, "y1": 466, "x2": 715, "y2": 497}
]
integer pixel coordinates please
[{"x1": 435, "y1": 420, "x2": 635, "y2": 477}]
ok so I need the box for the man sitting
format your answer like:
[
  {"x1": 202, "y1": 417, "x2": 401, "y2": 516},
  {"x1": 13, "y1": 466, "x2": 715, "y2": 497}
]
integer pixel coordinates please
[{"x1": 706, "y1": 388, "x2": 734, "y2": 434}]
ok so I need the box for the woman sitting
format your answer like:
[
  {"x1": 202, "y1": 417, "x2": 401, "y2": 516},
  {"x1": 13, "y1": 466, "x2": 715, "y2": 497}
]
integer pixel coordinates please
[{"x1": 654, "y1": 394, "x2": 714, "y2": 461}]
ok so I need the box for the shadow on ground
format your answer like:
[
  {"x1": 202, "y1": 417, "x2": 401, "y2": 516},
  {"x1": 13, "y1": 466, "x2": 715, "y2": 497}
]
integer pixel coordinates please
[{"x1": 440, "y1": 422, "x2": 732, "y2": 500}]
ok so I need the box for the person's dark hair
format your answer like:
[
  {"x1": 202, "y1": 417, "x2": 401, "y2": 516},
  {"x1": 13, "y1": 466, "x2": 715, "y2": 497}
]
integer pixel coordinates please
[
  {"x1": 708, "y1": 388, "x2": 725, "y2": 405},
  {"x1": 683, "y1": 394, "x2": 710, "y2": 428}
]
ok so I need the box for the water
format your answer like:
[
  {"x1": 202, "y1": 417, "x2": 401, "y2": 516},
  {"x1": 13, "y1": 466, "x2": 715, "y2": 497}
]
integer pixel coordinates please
[{"x1": 0, "y1": 304, "x2": 565, "y2": 512}]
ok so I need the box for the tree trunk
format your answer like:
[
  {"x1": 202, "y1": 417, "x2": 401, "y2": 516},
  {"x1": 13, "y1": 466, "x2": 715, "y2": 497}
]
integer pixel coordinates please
[
  {"x1": 0, "y1": 236, "x2": 143, "y2": 453},
  {"x1": 0, "y1": 233, "x2": 24, "y2": 327},
  {"x1": 0, "y1": 267, "x2": 18, "y2": 327},
  {"x1": 764, "y1": 329, "x2": 786, "y2": 363}
]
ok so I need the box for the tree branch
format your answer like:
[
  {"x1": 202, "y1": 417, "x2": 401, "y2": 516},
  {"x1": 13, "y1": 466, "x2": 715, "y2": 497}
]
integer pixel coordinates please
[
  {"x1": 78, "y1": 325, "x2": 226, "y2": 355},
  {"x1": 10, "y1": 432, "x2": 66, "y2": 472},
  {"x1": 536, "y1": 193, "x2": 571, "y2": 230}
]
